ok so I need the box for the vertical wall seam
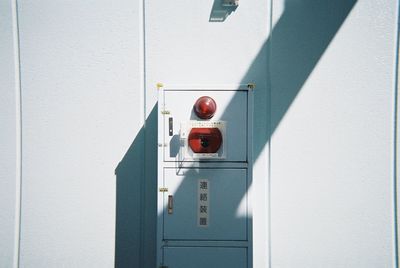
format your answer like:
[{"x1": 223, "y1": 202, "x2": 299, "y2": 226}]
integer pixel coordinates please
[
  {"x1": 139, "y1": 0, "x2": 146, "y2": 126},
  {"x1": 139, "y1": 0, "x2": 147, "y2": 266},
  {"x1": 11, "y1": 0, "x2": 22, "y2": 267},
  {"x1": 395, "y1": 1, "x2": 400, "y2": 266},
  {"x1": 267, "y1": 1, "x2": 273, "y2": 268}
]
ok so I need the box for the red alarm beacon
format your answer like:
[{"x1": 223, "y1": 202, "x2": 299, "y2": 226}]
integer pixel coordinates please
[{"x1": 194, "y1": 96, "x2": 217, "y2": 119}]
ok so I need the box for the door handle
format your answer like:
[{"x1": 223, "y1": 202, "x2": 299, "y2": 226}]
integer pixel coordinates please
[{"x1": 168, "y1": 195, "x2": 173, "y2": 214}]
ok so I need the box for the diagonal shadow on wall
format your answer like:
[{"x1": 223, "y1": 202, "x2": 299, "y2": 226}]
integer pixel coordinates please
[{"x1": 115, "y1": 0, "x2": 357, "y2": 267}]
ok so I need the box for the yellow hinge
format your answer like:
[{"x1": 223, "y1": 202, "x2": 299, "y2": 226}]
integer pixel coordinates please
[
  {"x1": 247, "y1": 83, "x2": 256, "y2": 90},
  {"x1": 161, "y1": 110, "x2": 170, "y2": 115},
  {"x1": 159, "y1": 187, "x2": 168, "y2": 192},
  {"x1": 157, "y1": 82, "x2": 164, "y2": 90}
]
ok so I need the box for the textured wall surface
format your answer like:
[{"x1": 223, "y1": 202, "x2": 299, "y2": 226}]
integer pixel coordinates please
[
  {"x1": 145, "y1": 0, "x2": 270, "y2": 267},
  {"x1": 270, "y1": 0, "x2": 399, "y2": 267},
  {"x1": 0, "y1": 0, "x2": 19, "y2": 267},
  {"x1": 16, "y1": 0, "x2": 143, "y2": 267},
  {"x1": 0, "y1": 0, "x2": 398, "y2": 267}
]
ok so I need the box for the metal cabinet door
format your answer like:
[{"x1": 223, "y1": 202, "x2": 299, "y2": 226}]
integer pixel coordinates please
[
  {"x1": 163, "y1": 247, "x2": 247, "y2": 268},
  {"x1": 163, "y1": 90, "x2": 247, "y2": 162},
  {"x1": 163, "y1": 168, "x2": 247, "y2": 241}
]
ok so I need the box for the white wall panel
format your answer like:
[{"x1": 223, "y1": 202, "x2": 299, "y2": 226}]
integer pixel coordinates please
[
  {"x1": 0, "y1": 0, "x2": 19, "y2": 267},
  {"x1": 270, "y1": 0, "x2": 398, "y2": 267},
  {"x1": 1, "y1": 0, "x2": 396, "y2": 267},
  {"x1": 17, "y1": 1, "x2": 143, "y2": 267},
  {"x1": 145, "y1": 0, "x2": 270, "y2": 267}
]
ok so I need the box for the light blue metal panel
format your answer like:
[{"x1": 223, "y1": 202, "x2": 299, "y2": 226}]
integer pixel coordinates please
[
  {"x1": 164, "y1": 168, "x2": 247, "y2": 240},
  {"x1": 163, "y1": 247, "x2": 247, "y2": 268},
  {"x1": 163, "y1": 90, "x2": 247, "y2": 162}
]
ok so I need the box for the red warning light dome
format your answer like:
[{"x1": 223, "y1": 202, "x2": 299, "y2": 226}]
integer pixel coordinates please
[{"x1": 194, "y1": 96, "x2": 217, "y2": 119}]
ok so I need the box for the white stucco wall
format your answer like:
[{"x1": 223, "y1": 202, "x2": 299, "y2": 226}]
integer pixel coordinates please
[
  {"x1": 270, "y1": 1, "x2": 399, "y2": 267},
  {"x1": 145, "y1": 0, "x2": 270, "y2": 267},
  {"x1": 0, "y1": 1, "x2": 20, "y2": 267},
  {"x1": 0, "y1": 0, "x2": 398, "y2": 267},
  {"x1": 16, "y1": 0, "x2": 143, "y2": 267}
]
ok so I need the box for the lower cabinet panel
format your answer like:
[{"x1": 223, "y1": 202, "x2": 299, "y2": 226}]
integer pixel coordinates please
[
  {"x1": 163, "y1": 168, "x2": 248, "y2": 241},
  {"x1": 163, "y1": 247, "x2": 247, "y2": 268}
]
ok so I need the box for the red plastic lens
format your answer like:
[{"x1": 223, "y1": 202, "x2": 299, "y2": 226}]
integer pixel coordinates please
[
  {"x1": 194, "y1": 96, "x2": 217, "y2": 119},
  {"x1": 188, "y1": 128, "x2": 222, "y2": 154}
]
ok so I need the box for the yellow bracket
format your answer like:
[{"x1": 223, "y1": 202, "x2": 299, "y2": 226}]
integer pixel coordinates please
[
  {"x1": 247, "y1": 83, "x2": 256, "y2": 90},
  {"x1": 156, "y1": 82, "x2": 164, "y2": 90}
]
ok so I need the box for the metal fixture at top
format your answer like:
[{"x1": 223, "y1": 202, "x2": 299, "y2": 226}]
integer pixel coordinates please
[{"x1": 223, "y1": 0, "x2": 239, "y2": 6}]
